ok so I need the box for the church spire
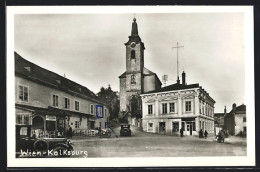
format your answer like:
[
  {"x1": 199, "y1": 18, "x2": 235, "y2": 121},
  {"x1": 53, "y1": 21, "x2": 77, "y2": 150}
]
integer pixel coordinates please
[
  {"x1": 131, "y1": 18, "x2": 138, "y2": 36},
  {"x1": 125, "y1": 18, "x2": 143, "y2": 46}
]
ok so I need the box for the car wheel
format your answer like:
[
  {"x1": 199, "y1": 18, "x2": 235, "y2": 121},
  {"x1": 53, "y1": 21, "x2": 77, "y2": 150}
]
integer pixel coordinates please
[
  {"x1": 34, "y1": 139, "x2": 49, "y2": 153},
  {"x1": 53, "y1": 146, "x2": 71, "y2": 157}
]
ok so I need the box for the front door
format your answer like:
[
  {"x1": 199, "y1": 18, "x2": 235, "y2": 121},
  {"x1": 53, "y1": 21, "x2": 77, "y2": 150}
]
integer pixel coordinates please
[
  {"x1": 159, "y1": 122, "x2": 166, "y2": 134},
  {"x1": 187, "y1": 124, "x2": 192, "y2": 135}
]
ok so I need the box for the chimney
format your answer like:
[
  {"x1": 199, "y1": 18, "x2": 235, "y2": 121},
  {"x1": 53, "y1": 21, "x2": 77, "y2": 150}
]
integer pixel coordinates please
[
  {"x1": 224, "y1": 105, "x2": 226, "y2": 114},
  {"x1": 232, "y1": 103, "x2": 236, "y2": 112},
  {"x1": 177, "y1": 76, "x2": 180, "y2": 84},
  {"x1": 182, "y1": 71, "x2": 186, "y2": 85}
]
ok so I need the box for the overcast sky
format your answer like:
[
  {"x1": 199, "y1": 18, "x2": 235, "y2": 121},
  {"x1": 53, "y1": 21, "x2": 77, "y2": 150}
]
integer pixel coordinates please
[{"x1": 14, "y1": 13, "x2": 245, "y2": 112}]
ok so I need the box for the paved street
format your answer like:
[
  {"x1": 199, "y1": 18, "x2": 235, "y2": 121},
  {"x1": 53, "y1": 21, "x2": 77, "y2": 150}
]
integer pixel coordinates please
[{"x1": 70, "y1": 124, "x2": 247, "y2": 158}]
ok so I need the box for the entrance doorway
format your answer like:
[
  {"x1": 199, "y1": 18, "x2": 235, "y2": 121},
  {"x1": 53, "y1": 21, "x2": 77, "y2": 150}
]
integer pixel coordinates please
[
  {"x1": 159, "y1": 122, "x2": 166, "y2": 134},
  {"x1": 32, "y1": 116, "x2": 44, "y2": 137},
  {"x1": 32, "y1": 116, "x2": 44, "y2": 130},
  {"x1": 172, "y1": 122, "x2": 179, "y2": 135},
  {"x1": 187, "y1": 123, "x2": 192, "y2": 135}
]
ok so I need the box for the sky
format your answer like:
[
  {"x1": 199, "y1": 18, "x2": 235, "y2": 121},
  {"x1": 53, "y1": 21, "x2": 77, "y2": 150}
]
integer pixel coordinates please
[{"x1": 14, "y1": 12, "x2": 246, "y2": 112}]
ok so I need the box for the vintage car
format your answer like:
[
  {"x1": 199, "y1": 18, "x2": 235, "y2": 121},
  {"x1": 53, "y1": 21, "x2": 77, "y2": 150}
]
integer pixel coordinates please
[
  {"x1": 120, "y1": 124, "x2": 131, "y2": 136},
  {"x1": 16, "y1": 124, "x2": 73, "y2": 158}
]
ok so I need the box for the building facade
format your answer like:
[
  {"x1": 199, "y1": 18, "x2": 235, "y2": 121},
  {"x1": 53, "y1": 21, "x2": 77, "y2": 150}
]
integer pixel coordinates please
[
  {"x1": 119, "y1": 18, "x2": 161, "y2": 123},
  {"x1": 224, "y1": 103, "x2": 246, "y2": 136},
  {"x1": 15, "y1": 52, "x2": 109, "y2": 137},
  {"x1": 141, "y1": 72, "x2": 215, "y2": 136}
]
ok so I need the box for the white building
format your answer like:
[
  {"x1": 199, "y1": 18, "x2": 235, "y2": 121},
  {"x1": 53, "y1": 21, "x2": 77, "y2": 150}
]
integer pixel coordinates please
[{"x1": 141, "y1": 72, "x2": 215, "y2": 136}]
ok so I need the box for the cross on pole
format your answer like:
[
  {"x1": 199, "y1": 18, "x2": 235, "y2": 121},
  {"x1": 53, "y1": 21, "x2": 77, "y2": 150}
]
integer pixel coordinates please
[{"x1": 172, "y1": 42, "x2": 184, "y2": 81}]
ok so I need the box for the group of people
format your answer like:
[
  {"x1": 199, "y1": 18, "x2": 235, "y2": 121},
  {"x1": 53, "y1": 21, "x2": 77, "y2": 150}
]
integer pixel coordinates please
[
  {"x1": 179, "y1": 128, "x2": 208, "y2": 138},
  {"x1": 199, "y1": 129, "x2": 208, "y2": 139}
]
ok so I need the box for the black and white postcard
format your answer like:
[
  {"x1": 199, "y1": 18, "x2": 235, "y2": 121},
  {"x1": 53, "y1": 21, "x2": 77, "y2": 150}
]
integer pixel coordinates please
[{"x1": 7, "y1": 6, "x2": 255, "y2": 167}]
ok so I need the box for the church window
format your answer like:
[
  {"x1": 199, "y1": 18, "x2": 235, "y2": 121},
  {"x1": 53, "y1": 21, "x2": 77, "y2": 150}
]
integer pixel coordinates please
[
  {"x1": 131, "y1": 75, "x2": 136, "y2": 84},
  {"x1": 131, "y1": 50, "x2": 135, "y2": 59}
]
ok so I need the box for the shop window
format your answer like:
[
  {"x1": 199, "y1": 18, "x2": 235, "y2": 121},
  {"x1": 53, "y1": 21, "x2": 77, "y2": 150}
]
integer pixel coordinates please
[
  {"x1": 185, "y1": 101, "x2": 191, "y2": 112},
  {"x1": 148, "y1": 105, "x2": 153, "y2": 114},
  {"x1": 162, "y1": 103, "x2": 167, "y2": 114},
  {"x1": 170, "y1": 103, "x2": 175, "y2": 113},
  {"x1": 75, "y1": 121, "x2": 80, "y2": 128},
  {"x1": 172, "y1": 122, "x2": 179, "y2": 132},
  {"x1": 75, "y1": 101, "x2": 79, "y2": 111},
  {"x1": 18, "y1": 85, "x2": 28, "y2": 101},
  {"x1": 52, "y1": 94, "x2": 58, "y2": 107},
  {"x1": 64, "y1": 97, "x2": 70, "y2": 109},
  {"x1": 46, "y1": 121, "x2": 56, "y2": 131}
]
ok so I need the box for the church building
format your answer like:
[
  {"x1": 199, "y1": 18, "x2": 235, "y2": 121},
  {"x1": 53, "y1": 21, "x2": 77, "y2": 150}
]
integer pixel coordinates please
[{"x1": 119, "y1": 18, "x2": 162, "y2": 125}]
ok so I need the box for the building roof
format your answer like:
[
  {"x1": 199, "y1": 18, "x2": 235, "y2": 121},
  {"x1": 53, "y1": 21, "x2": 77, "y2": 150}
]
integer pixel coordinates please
[
  {"x1": 15, "y1": 52, "x2": 107, "y2": 105},
  {"x1": 119, "y1": 67, "x2": 162, "y2": 85},
  {"x1": 144, "y1": 83, "x2": 200, "y2": 94},
  {"x1": 214, "y1": 113, "x2": 225, "y2": 118},
  {"x1": 229, "y1": 104, "x2": 246, "y2": 114}
]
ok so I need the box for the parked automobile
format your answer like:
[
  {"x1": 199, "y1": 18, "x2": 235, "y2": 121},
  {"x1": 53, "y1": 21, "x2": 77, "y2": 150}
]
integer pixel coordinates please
[
  {"x1": 120, "y1": 124, "x2": 131, "y2": 136},
  {"x1": 16, "y1": 124, "x2": 73, "y2": 158}
]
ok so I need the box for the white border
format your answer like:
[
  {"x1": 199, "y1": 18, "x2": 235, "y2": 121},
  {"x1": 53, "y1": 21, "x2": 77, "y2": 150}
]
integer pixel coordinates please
[{"x1": 7, "y1": 6, "x2": 255, "y2": 167}]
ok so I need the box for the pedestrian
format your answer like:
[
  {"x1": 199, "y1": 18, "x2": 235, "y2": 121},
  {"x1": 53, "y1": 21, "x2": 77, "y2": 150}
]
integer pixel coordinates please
[
  {"x1": 180, "y1": 128, "x2": 184, "y2": 137},
  {"x1": 204, "y1": 130, "x2": 208, "y2": 139},
  {"x1": 98, "y1": 126, "x2": 102, "y2": 138},
  {"x1": 68, "y1": 125, "x2": 72, "y2": 139}
]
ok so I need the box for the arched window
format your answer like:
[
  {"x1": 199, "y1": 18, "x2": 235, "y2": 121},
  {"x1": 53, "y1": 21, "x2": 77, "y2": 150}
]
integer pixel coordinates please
[
  {"x1": 131, "y1": 75, "x2": 136, "y2": 84},
  {"x1": 131, "y1": 50, "x2": 135, "y2": 59}
]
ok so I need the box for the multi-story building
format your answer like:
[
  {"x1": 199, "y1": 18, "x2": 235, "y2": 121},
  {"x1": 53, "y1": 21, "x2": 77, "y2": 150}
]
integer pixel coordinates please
[
  {"x1": 224, "y1": 103, "x2": 246, "y2": 135},
  {"x1": 15, "y1": 52, "x2": 109, "y2": 137},
  {"x1": 140, "y1": 72, "x2": 215, "y2": 136}
]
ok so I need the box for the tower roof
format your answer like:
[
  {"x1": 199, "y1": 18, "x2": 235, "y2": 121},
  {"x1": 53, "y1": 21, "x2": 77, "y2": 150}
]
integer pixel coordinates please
[
  {"x1": 125, "y1": 18, "x2": 144, "y2": 47},
  {"x1": 131, "y1": 18, "x2": 138, "y2": 36}
]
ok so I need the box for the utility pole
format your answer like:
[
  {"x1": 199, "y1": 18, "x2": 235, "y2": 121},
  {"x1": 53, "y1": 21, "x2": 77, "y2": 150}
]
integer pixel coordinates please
[{"x1": 172, "y1": 42, "x2": 184, "y2": 84}]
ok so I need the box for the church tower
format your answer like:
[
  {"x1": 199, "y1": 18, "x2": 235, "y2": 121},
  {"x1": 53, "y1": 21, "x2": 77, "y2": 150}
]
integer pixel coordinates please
[
  {"x1": 119, "y1": 18, "x2": 162, "y2": 123},
  {"x1": 124, "y1": 18, "x2": 145, "y2": 94}
]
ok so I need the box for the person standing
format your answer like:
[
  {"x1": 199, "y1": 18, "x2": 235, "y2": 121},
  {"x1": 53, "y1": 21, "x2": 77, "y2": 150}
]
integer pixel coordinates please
[
  {"x1": 204, "y1": 130, "x2": 208, "y2": 139},
  {"x1": 68, "y1": 125, "x2": 72, "y2": 139},
  {"x1": 180, "y1": 128, "x2": 184, "y2": 137},
  {"x1": 98, "y1": 126, "x2": 102, "y2": 138}
]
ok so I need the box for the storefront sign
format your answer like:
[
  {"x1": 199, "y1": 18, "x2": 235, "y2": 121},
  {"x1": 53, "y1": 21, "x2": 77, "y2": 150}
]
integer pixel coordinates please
[{"x1": 46, "y1": 115, "x2": 56, "y2": 121}]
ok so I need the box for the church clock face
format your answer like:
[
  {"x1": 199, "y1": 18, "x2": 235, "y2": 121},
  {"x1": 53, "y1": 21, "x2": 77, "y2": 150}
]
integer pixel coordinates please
[{"x1": 130, "y1": 42, "x2": 136, "y2": 48}]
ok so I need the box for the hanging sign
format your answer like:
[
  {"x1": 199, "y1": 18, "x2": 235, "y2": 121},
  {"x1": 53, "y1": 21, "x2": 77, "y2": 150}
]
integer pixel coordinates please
[{"x1": 46, "y1": 115, "x2": 56, "y2": 121}]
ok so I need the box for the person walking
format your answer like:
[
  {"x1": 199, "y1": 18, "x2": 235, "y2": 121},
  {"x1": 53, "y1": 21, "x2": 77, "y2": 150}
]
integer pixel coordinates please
[
  {"x1": 204, "y1": 130, "x2": 208, "y2": 139},
  {"x1": 180, "y1": 128, "x2": 184, "y2": 137}
]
